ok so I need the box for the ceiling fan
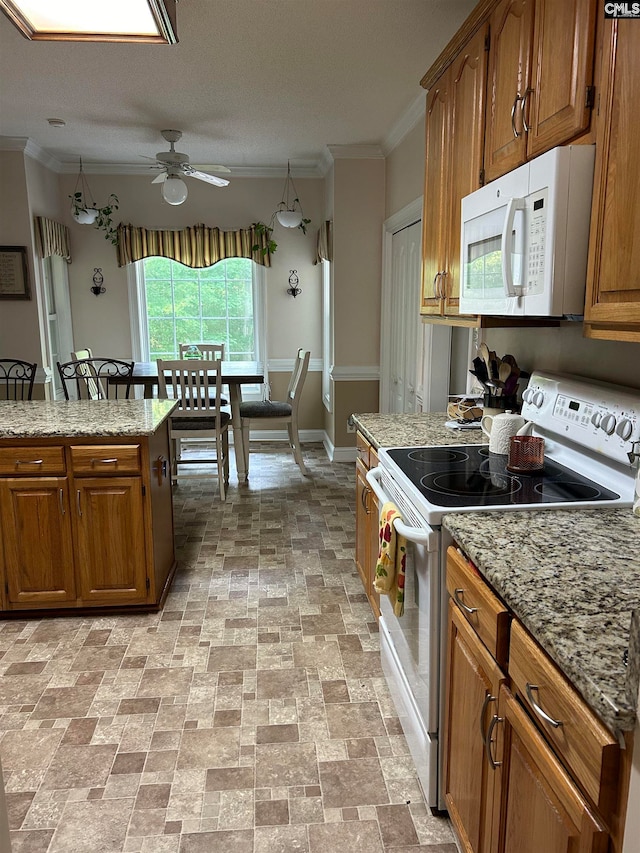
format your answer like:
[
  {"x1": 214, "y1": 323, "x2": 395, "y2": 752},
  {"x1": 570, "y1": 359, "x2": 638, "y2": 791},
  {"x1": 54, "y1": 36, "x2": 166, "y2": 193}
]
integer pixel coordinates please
[{"x1": 148, "y1": 129, "x2": 230, "y2": 205}]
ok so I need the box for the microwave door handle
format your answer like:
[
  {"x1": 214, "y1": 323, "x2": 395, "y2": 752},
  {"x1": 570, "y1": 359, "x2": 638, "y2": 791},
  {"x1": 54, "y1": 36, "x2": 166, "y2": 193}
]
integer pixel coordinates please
[
  {"x1": 501, "y1": 197, "x2": 526, "y2": 298},
  {"x1": 366, "y1": 467, "x2": 439, "y2": 549}
]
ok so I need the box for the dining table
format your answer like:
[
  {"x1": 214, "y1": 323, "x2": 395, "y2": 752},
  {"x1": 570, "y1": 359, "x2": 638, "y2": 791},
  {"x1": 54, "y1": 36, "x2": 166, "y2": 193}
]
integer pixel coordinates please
[{"x1": 114, "y1": 360, "x2": 264, "y2": 482}]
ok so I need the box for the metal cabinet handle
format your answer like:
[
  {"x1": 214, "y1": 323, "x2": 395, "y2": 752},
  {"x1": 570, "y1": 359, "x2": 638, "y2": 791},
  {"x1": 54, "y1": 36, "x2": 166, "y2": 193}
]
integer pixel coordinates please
[
  {"x1": 76, "y1": 489, "x2": 82, "y2": 517},
  {"x1": 438, "y1": 270, "x2": 448, "y2": 299},
  {"x1": 59, "y1": 488, "x2": 65, "y2": 516},
  {"x1": 485, "y1": 713, "x2": 504, "y2": 769},
  {"x1": 521, "y1": 87, "x2": 534, "y2": 133},
  {"x1": 433, "y1": 271, "x2": 441, "y2": 298},
  {"x1": 526, "y1": 683, "x2": 563, "y2": 728},
  {"x1": 91, "y1": 457, "x2": 118, "y2": 465},
  {"x1": 511, "y1": 93, "x2": 523, "y2": 138},
  {"x1": 16, "y1": 459, "x2": 43, "y2": 465},
  {"x1": 479, "y1": 691, "x2": 495, "y2": 740},
  {"x1": 454, "y1": 587, "x2": 478, "y2": 615}
]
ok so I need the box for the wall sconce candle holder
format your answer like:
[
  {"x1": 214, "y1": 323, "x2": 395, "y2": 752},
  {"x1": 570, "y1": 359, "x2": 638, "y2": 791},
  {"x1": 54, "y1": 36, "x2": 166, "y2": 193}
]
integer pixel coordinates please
[
  {"x1": 91, "y1": 268, "x2": 105, "y2": 296},
  {"x1": 287, "y1": 270, "x2": 302, "y2": 298}
]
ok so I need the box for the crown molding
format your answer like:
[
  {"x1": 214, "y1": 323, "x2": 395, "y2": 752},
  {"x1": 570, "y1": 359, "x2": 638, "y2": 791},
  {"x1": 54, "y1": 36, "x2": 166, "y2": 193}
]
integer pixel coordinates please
[
  {"x1": 0, "y1": 136, "x2": 63, "y2": 172},
  {"x1": 56, "y1": 161, "x2": 323, "y2": 178},
  {"x1": 326, "y1": 144, "x2": 385, "y2": 161},
  {"x1": 381, "y1": 92, "x2": 426, "y2": 156}
]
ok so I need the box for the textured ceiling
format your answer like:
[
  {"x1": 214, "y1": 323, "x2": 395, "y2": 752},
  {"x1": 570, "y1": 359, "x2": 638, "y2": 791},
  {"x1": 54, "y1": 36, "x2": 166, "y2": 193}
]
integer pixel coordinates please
[{"x1": 0, "y1": 0, "x2": 477, "y2": 172}]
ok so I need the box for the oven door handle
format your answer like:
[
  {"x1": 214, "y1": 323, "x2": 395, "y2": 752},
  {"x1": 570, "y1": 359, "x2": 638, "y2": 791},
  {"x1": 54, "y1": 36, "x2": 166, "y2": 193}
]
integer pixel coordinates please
[{"x1": 366, "y1": 467, "x2": 439, "y2": 549}]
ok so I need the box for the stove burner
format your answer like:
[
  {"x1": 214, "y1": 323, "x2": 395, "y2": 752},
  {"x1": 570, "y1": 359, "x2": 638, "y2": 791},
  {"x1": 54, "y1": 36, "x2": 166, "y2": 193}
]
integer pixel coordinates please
[
  {"x1": 534, "y1": 481, "x2": 602, "y2": 501},
  {"x1": 407, "y1": 448, "x2": 469, "y2": 464},
  {"x1": 421, "y1": 470, "x2": 521, "y2": 499}
]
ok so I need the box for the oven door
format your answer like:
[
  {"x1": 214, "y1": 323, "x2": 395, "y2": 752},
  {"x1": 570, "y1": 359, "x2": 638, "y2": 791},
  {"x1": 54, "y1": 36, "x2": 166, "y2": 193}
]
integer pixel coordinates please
[{"x1": 367, "y1": 467, "x2": 441, "y2": 806}]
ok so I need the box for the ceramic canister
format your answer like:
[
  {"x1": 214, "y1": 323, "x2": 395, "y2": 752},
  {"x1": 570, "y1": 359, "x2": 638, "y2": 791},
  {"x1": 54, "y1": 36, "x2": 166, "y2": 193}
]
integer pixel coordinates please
[{"x1": 481, "y1": 411, "x2": 527, "y2": 455}]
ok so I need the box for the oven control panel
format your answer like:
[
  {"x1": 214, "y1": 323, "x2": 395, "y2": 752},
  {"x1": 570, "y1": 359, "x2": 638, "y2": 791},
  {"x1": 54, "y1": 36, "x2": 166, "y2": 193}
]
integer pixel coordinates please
[{"x1": 522, "y1": 371, "x2": 640, "y2": 466}]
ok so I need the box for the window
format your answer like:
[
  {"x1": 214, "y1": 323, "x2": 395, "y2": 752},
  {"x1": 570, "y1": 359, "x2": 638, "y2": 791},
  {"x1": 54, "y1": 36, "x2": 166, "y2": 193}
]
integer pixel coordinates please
[{"x1": 131, "y1": 256, "x2": 265, "y2": 366}]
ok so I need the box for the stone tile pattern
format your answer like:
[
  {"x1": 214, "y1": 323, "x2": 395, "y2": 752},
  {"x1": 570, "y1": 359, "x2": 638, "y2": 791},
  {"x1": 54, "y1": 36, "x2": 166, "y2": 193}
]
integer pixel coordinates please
[
  {"x1": 0, "y1": 444, "x2": 455, "y2": 852},
  {"x1": 0, "y1": 399, "x2": 176, "y2": 439},
  {"x1": 444, "y1": 508, "x2": 640, "y2": 733}
]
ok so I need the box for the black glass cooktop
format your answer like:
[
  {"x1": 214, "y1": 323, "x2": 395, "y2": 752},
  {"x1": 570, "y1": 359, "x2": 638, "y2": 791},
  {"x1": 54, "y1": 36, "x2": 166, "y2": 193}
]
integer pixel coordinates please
[{"x1": 386, "y1": 445, "x2": 620, "y2": 508}]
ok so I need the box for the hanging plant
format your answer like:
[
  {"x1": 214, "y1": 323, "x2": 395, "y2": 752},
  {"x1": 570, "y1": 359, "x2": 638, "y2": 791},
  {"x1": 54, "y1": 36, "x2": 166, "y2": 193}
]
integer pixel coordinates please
[
  {"x1": 69, "y1": 158, "x2": 120, "y2": 244},
  {"x1": 251, "y1": 221, "x2": 278, "y2": 256}
]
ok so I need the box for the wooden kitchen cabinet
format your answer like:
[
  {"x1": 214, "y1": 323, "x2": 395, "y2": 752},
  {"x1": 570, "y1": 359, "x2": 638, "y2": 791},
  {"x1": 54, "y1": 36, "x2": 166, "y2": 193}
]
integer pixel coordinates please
[
  {"x1": 484, "y1": 0, "x2": 597, "y2": 183},
  {"x1": 421, "y1": 24, "x2": 488, "y2": 320},
  {"x1": 0, "y1": 427, "x2": 175, "y2": 615},
  {"x1": 584, "y1": 18, "x2": 640, "y2": 342},
  {"x1": 355, "y1": 432, "x2": 380, "y2": 618},
  {"x1": 490, "y1": 684, "x2": 608, "y2": 853}
]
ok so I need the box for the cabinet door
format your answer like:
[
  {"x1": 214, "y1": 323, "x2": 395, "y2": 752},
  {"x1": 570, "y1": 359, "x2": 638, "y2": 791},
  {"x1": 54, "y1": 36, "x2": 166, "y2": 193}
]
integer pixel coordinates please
[
  {"x1": 367, "y1": 483, "x2": 380, "y2": 618},
  {"x1": 0, "y1": 478, "x2": 76, "y2": 605},
  {"x1": 355, "y1": 459, "x2": 370, "y2": 592},
  {"x1": 444, "y1": 600, "x2": 506, "y2": 853},
  {"x1": 526, "y1": 0, "x2": 596, "y2": 159},
  {"x1": 484, "y1": 0, "x2": 533, "y2": 182},
  {"x1": 584, "y1": 19, "x2": 640, "y2": 336},
  {"x1": 74, "y1": 477, "x2": 148, "y2": 604},
  {"x1": 421, "y1": 79, "x2": 449, "y2": 315},
  {"x1": 445, "y1": 24, "x2": 489, "y2": 315},
  {"x1": 491, "y1": 685, "x2": 609, "y2": 853}
]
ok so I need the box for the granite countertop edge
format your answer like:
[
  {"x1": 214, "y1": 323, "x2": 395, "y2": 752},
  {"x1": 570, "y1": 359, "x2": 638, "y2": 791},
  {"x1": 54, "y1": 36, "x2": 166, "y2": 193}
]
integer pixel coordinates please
[{"x1": 0, "y1": 399, "x2": 178, "y2": 438}]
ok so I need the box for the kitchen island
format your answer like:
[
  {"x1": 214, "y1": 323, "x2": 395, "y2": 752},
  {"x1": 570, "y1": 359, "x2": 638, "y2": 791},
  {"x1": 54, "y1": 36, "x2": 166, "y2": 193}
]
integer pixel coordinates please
[{"x1": 0, "y1": 399, "x2": 177, "y2": 616}]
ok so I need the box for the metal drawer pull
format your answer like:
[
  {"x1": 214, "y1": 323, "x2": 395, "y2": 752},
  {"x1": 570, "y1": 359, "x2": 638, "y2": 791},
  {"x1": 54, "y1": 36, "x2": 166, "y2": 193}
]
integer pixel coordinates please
[
  {"x1": 521, "y1": 87, "x2": 534, "y2": 133},
  {"x1": 526, "y1": 683, "x2": 563, "y2": 728},
  {"x1": 479, "y1": 692, "x2": 495, "y2": 740},
  {"x1": 76, "y1": 489, "x2": 82, "y2": 517},
  {"x1": 433, "y1": 271, "x2": 440, "y2": 297},
  {"x1": 485, "y1": 713, "x2": 503, "y2": 769},
  {"x1": 59, "y1": 488, "x2": 65, "y2": 516},
  {"x1": 16, "y1": 459, "x2": 44, "y2": 465},
  {"x1": 454, "y1": 588, "x2": 478, "y2": 615},
  {"x1": 511, "y1": 93, "x2": 522, "y2": 138},
  {"x1": 91, "y1": 457, "x2": 118, "y2": 465}
]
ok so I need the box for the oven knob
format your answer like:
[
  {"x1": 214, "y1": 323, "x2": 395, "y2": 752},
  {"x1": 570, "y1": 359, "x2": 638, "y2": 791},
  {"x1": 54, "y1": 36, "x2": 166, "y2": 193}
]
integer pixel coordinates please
[
  {"x1": 616, "y1": 418, "x2": 633, "y2": 441},
  {"x1": 522, "y1": 387, "x2": 534, "y2": 404},
  {"x1": 600, "y1": 413, "x2": 617, "y2": 435},
  {"x1": 532, "y1": 391, "x2": 544, "y2": 408},
  {"x1": 591, "y1": 412, "x2": 602, "y2": 428}
]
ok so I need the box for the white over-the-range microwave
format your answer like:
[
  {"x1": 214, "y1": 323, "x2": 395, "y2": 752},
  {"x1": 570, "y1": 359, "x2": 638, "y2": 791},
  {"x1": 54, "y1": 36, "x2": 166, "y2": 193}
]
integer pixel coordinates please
[{"x1": 459, "y1": 144, "x2": 595, "y2": 317}]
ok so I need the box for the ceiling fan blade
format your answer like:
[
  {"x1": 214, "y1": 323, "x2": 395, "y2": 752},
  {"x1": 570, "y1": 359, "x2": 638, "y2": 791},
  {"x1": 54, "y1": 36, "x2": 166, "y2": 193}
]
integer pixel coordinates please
[
  {"x1": 192, "y1": 164, "x2": 231, "y2": 174},
  {"x1": 152, "y1": 172, "x2": 167, "y2": 184},
  {"x1": 187, "y1": 169, "x2": 230, "y2": 187}
]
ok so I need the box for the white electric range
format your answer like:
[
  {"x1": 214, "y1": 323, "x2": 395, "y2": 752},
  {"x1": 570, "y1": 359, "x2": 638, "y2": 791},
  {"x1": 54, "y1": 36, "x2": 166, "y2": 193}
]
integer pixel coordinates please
[{"x1": 366, "y1": 370, "x2": 640, "y2": 810}]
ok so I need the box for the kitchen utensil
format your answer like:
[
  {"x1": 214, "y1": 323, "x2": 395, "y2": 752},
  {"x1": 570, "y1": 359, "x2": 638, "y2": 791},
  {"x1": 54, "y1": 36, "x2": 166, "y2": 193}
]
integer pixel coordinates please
[
  {"x1": 481, "y1": 411, "x2": 527, "y2": 454},
  {"x1": 498, "y1": 362, "x2": 511, "y2": 384},
  {"x1": 479, "y1": 342, "x2": 490, "y2": 367},
  {"x1": 507, "y1": 435, "x2": 545, "y2": 472}
]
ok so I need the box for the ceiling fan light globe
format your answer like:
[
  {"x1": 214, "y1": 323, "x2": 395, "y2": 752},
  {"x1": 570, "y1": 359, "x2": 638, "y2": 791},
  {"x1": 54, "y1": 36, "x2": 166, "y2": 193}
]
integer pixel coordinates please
[
  {"x1": 276, "y1": 209, "x2": 303, "y2": 228},
  {"x1": 162, "y1": 175, "x2": 188, "y2": 205}
]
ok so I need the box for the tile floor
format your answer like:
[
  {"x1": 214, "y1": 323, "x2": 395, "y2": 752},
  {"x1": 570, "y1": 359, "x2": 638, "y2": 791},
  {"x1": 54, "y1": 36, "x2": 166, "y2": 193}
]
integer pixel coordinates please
[{"x1": 0, "y1": 444, "x2": 457, "y2": 853}]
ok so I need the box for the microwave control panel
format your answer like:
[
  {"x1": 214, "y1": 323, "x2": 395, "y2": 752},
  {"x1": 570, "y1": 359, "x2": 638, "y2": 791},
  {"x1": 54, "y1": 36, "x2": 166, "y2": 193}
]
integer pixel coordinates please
[{"x1": 524, "y1": 189, "x2": 548, "y2": 296}]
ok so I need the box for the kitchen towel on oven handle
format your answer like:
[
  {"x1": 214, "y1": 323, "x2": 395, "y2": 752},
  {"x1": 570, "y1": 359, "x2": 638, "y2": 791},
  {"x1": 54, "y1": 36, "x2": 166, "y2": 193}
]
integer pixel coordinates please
[{"x1": 374, "y1": 502, "x2": 407, "y2": 617}]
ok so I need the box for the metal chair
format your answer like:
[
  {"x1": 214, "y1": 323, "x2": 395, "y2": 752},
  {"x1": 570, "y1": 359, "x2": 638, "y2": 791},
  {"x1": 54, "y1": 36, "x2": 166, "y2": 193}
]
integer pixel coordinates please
[
  {"x1": 239, "y1": 348, "x2": 310, "y2": 477},
  {"x1": 57, "y1": 358, "x2": 134, "y2": 400},
  {"x1": 157, "y1": 358, "x2": 231, "y2": 500},
  {"x1": 0, "y1": 359, "x2": 37, "y2": 400}
]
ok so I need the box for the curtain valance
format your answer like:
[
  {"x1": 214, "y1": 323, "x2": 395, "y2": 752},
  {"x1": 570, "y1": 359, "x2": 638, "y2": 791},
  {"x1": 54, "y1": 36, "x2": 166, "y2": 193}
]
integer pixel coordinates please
[
  {"x1": 34, "y1": 217, "x2": 72, "y2": 263},
  {"x1": 314, "y1": 220, "x2": 333, "y2": 264},
  {"x1": 116, "y1": 223, "x2": 272, "y2": 268}
]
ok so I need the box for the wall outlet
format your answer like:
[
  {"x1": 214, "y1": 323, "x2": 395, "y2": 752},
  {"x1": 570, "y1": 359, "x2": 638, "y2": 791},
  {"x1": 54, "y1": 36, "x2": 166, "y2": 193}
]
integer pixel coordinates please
[{"x1": 346, "y1": 418, "x2": 356, "y2": 433}]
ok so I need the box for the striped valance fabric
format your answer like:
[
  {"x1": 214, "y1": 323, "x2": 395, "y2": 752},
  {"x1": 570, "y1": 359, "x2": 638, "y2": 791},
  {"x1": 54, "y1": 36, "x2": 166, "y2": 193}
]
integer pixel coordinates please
[
  {"x1": 314, "y1": 220, "x2": 333, "y2": 264},
  {"x1": 34, "y1": 217, "x2": 72, "y2": 263},
  {"x1": 116, "y1": 223, "x2": 272, "y2": 268}
]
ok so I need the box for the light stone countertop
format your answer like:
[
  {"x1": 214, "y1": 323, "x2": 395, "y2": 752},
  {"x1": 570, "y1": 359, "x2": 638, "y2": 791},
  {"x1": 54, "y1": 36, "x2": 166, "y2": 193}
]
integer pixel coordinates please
[
  {"x1": 0, "y1": 399, "x2": 177, "y2": 438},
  {"x1": 352, "y1": 411, "x2": 639, "y2": 734},
  {"x1": 351, "y1": 412, "x2": 487, "y2": 450}
]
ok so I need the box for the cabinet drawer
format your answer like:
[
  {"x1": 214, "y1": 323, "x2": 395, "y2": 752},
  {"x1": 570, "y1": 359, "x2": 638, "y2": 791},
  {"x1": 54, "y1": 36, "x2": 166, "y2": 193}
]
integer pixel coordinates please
[
  {"x1": 509, "y1": 619, "x2": 620, "y2": 817},
  {"x1": 356, "y1": 432, "x2": 371, "y2": 468},
  {"x1": 70, "y1": 445, "x2": 141, "y2": 475},
  {"x1": 0, "y1": 446, "x2": 66, "y2": 475},
  {"x1": 446, "y1": 546, "x2": 510, "y2": 667}
]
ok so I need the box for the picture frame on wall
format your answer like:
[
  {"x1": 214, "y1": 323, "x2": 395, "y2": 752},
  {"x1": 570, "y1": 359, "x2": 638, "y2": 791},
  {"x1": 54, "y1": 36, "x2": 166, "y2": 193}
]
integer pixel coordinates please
[{"x1": 0, "y1": 246, "x2": 30, "y2": 300}]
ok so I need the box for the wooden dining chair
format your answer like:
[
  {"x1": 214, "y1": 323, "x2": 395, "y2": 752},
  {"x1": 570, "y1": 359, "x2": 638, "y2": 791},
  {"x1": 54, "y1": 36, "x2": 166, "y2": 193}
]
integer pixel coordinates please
[
  {"x1": 57, "y1": 358, "x2": 134, "y2": 400},
  {"x1": 178, "y1": 342, "x2": 228, "y2": 405},
  {"x1": 0, "y1": 358, "x2": 37, "y2": 400},
  {"x1": 157, "y1": 358, "x2": 231, "y2": 500},
  {"x1": 239, "y1": 348, "x2": 310, "y2": 477}
]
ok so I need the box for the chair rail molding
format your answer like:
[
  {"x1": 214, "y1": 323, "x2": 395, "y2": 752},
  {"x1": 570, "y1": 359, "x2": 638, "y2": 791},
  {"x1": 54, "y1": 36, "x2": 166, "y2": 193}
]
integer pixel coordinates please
[{"x1": 330, "y1": 365, "x2": 380, "y2": 381}]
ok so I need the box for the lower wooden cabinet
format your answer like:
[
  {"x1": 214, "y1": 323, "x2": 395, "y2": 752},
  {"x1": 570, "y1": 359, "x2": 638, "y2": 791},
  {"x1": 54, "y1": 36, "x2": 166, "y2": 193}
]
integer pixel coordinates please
[
  {"x1": 0, "y1": 427, "x2": 175, "y2": 614},
  {"x1": 355, "y1": 433, "x2": 380, "y2": 618},
  {"x1": 491, "y1": 684, "x2": 608, "y2": 853}
]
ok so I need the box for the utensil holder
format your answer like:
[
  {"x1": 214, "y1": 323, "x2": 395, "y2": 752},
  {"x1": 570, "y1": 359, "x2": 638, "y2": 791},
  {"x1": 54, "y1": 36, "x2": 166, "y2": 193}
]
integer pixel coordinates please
[{"x1": 483, "y1": 393, "x2": 519, "y2": 416}]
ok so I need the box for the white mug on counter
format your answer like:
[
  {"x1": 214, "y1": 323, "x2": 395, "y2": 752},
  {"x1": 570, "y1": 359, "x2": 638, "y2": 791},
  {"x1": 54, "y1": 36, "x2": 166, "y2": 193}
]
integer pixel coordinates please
[{"x1": 481, "y1": 411, "x2": 527, "y2": 455}]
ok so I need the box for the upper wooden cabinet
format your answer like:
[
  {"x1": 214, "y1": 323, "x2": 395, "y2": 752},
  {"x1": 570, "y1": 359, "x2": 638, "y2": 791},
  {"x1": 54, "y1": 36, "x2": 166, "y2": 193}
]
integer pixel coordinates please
[
  {"x1": 584, "y1": 19, "x2": 640, "y2": 342},
  {"x1": 484, "y1": 0, "x2": 597, "y2": 183},
  {"x1": 421, "y1": 24, "x2": 488, "y2": 319}
]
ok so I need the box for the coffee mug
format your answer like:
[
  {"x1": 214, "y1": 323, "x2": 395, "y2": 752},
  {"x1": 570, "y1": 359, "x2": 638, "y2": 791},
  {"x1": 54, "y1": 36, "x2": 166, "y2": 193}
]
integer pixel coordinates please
[
  {"x1": 481, "y1": 411, "x2": 527, "y2": 455},
  {"x1": 507, "y1": 435, "x2": 545, "y2": 473}
]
